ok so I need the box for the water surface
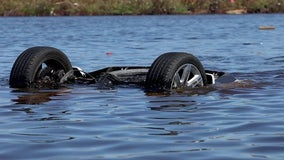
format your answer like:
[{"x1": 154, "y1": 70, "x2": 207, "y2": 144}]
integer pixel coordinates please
[{"x1": 1, "y1": 14, "x2": 284, "y2": 159}]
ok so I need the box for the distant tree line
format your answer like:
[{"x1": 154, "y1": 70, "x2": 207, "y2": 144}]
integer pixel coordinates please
[{"x1": 1, "y1": 0, "x2": 284, "y2": 16}]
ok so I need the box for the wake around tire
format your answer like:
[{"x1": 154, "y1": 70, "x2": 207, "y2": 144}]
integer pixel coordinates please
[
  {"x1": 145, "y1": 52, "x2": 207, "y2": 91},
  {"x1": 9, "y1": 46, "x2": 72, "y2": 88}
]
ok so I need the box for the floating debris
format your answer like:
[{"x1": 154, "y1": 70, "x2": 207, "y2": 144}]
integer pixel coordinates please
[{"x1": 259, "y1": 26, "x2": 275, "y2": 30}]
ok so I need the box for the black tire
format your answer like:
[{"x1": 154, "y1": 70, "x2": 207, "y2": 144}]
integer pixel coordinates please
[
  {"x1": 145, "y1": 52, "x2": 207, "y2": 91},
  {"x1": 9, "y1": 46, "x2": 72, "y2": 88}
]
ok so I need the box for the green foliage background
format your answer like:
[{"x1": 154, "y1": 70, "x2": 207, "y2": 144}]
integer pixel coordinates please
[{"x1": 1, "y1": 0, "x2": 283, "y2": 16}]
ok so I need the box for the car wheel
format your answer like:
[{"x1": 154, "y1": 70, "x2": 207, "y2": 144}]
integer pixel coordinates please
[
  {"x1": 9, "y1": 46, "x2": 72, "y2": 88},
  {"x1": 145, "y1": 52, "x2": 207, "y2": 91}
]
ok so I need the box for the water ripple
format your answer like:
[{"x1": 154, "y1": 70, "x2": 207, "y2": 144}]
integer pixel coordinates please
[{"x1": 1, "y1": 14, "x2": 284, "y2": 160}]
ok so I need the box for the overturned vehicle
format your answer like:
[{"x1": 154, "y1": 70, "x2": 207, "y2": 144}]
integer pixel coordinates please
[{"x1": 9, "y1": 46, "x2": 236, "y2": 91}]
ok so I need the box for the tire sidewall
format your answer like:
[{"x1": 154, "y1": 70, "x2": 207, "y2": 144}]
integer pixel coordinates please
[
  {"x1": 145, "y1": 52, "x2": 207, "y2": 91},
  {"x1": 165, "y1": 54, "x2": 207, "y2": 89},
  {"x1": 30, "y1": 50, "x2": 72, "y2": 82},
  {"x1": 9, "y1": 46, "x2": 72, "y2": 88}
]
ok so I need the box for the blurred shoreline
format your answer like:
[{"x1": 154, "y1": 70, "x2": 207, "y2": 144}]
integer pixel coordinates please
[{"x1": 1, "y1": 0, "x2": 284, "y2": 16}]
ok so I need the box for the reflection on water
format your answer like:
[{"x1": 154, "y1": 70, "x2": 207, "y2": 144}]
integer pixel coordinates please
[
  {"x1": 148, "y1": 99, "x2": 197, "y2": 112},
  {"x1": 12, "y1": 88, "x2": 72, "y2": 105},
  {"x1": 1, "y1": 14, "x2": 284, "y2": 159}
]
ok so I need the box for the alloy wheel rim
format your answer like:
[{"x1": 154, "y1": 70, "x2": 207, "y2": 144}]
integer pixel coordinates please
[{"x1": 171, "y1": 64, "x2": 204, "y2": 89}]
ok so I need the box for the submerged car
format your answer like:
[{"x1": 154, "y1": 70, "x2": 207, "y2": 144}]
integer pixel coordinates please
[{"x1": 9, "y1": 46, "x2": 236, "y2": 91}]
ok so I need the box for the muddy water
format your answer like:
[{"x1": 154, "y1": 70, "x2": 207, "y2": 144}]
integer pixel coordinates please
[{"x1": 1, "y1": 14, "x2": 284, "y2": 159}]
